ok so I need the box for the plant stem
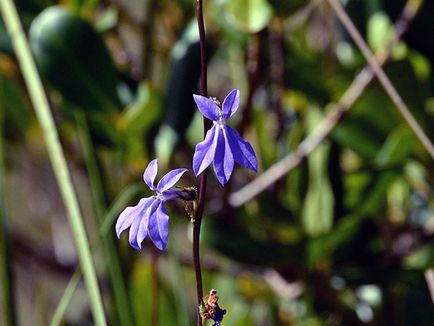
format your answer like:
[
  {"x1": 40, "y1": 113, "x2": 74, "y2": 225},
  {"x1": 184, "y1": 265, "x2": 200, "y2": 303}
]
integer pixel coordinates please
[
  {"x1": 0, "y1": 1, "x2": 107, "y2": 325},
  {"x1": 0, "y1": 78, "x2": 17, "y2": 326},
  {"x1": 194, "y1": 0, "x2": 210, "y2": 325},
  {"x1": 74, "y1": 112, "x2": 134, "y2": 326},
  {"x1": 50, "y1": 183, "x2": 143, "y2": 326}
]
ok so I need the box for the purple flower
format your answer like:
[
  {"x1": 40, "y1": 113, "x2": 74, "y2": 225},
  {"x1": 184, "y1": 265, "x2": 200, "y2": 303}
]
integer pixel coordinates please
[
  {"x1": 193, "y1": 89, "x2": 257, "y2": 185},
  {"x1": 115, "y1": 159, "x2": 188, "y2": 250}
]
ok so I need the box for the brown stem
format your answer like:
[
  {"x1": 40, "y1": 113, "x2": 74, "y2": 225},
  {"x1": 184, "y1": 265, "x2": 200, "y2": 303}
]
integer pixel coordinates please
[{"x1": 193, "y1": 0, "x2": 210, "y2": 325}]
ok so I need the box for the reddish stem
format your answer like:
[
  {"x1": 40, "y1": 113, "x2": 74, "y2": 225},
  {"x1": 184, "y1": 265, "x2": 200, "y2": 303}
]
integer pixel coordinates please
[{"x1": 193, "y1": 0, "x2": 210, "y2": 325}]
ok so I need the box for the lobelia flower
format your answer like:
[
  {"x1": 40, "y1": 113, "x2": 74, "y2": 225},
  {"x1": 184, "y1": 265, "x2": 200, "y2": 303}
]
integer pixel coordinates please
[
  {"x1": 193, "y1": 89, "x2": 258, "y2": 185},
  {"x1": 115, "y1": 159, "x2": 188, "y2": 250}
]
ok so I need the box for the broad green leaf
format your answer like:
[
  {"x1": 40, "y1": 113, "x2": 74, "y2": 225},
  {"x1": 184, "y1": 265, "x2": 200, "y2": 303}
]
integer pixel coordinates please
[
  {"x1": 254, "y1": 110, "x2": 277, "y2": 169},
  {"x1": 302, "y1": 108, "x2": 334, "y2": 236},
  {"x1": 224, "y1": 0, "x2": 273, "y2": 34},
  {"x1": 367, "y1": 12, "x2": 392, "y2": 53},
  {"x1": 154, "y1": 125, "x2": 179, "y2": 170},
  {"x1": 375, "y1": 126, "x2": 415, "y2": 167},
  {"x1": 386, "y1": 177, "x2": 409, "y2": 224},
  {"x1": 30, "y1": 6, "x2": 122, "y2": 113}
]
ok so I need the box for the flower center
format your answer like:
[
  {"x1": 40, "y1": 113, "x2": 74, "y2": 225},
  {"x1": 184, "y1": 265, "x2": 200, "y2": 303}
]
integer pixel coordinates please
[{"x1": 210, "y1": 97, "x2": 221, "y2": 107}]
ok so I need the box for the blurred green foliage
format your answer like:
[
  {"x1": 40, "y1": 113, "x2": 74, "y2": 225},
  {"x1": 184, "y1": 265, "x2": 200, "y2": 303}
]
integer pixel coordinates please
[{"x1": 1, "y1": 0, "x2": 434, "y2": 325}]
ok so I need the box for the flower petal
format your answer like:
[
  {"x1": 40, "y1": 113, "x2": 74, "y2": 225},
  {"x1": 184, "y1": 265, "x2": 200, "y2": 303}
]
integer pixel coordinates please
[
  {"x1": 222, "y1": 89, "x2": 240, "y2": 119},
  {"x1": 143, "y1": 159, "x2": 158, "y2": 191},
  {"x1": 213, "y1": 127, "x2": 234, "y2": 185},
  {"x1": 136, "y1": 200, "x2": 155, "y2": 249},
  {"x1": 226, "y1": 126, "x2": 258, "y2": 172},
  {"x1": 193, "y1": 94, "x2": 220, "y2": 121},
  {"x1": 115, "y1": 197, "x2": 153, "y2": 238},
  {"x1": 147, "y1": 201, "x2": 169, "y2": 250},
  {"x1": 128, "y1": 215, "x2": 142, "y2": 250},
  {"x1": 157, "y1": 168, "x2": 188, "y2": 194},
  {"x1": 193, "y1": 125, "x2": 218, "y2": 176}
]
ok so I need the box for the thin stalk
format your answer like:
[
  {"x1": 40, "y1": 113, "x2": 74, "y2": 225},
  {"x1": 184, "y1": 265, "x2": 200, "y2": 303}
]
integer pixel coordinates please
[
  {"x1": 51, "y1": 183, "x2": 143, "y2": 326},
  {"x1": 0, "y1": 2, "x2": 107, "y2": 325},
  {"x1": 0, "y1": 78, "x2": 17, "y2": 326},
  {"x1": 326, "y1": 0, "x2": 434, "y2": 159},
  {"x1": 74, "y1": 112, "x2": 134, "y2": 326},
  {"x1": 50, "y1": 272, "x2": 81, "y2": 326},
  {"x1": 229, "y1": 0, "x2": 423, "y2": 207},
  {"x1": 194, "y1": 0, "x2": 210, "y2": 325}
]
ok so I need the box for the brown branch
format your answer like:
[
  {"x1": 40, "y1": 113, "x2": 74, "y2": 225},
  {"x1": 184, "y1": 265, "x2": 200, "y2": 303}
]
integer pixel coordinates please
[
  {"x1": 326, "y1": 0, "x2": 434, "y2": 158},
  {"x1": 229, "y1": 0, "x2": 423, "y2": 207}
]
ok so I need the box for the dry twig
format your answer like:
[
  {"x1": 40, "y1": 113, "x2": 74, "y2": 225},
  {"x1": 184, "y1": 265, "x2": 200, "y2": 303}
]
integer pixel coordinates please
[{"x1": 229, "y1": 0, "x2": 424, "y2": 207}]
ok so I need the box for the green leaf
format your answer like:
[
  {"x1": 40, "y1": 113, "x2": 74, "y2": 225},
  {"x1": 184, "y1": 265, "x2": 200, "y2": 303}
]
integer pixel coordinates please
[
  {"x1": 333, "y1": 120, "x2": 383, "y2": 160},
  {"x1": 119, "y1": 82, "x2": 162, "y2": 161},
  {"x1": 224, "y1": 0, "x2": 273, "y2": 34},
  {"x1": 375, "y1": 126, "x2": 415, "y2": 167},
  {"x1": 367, "y1": 12, "x2": 393, "y2": 53},
  {"x1": 0, "y1": 73, "x2": 32, "y2": 140},
  {"x1": 29, "y1": 6, "x2": 122, "y2": 113},
  {"x1": 302, "y1": 108, "x2": 334, "y2": 236},
  {"x1": 154, "y1": 125, "x2": 179, "y2": 171},
  {"x1": 165, "y1": 21, "x2": 201, "y2": 136}
]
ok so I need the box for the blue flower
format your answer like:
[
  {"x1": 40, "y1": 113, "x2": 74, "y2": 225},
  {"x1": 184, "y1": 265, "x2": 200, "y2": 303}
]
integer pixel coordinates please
[
  {"x1": 193, "y1": 89, "x2": 258, "y2": 185},
  {"x1": 115, "y1": 159, "x2": 188, "y2": 250}
]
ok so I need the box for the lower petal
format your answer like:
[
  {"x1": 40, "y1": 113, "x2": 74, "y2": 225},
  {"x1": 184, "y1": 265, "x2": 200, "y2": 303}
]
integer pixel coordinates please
[
  {"x1": 115, "y1": 197, "x2": 153, "y2": 238},
  {"x1": 128, "y1": 213, "x2": 142, "y2": 250},
  {"x1": 226, "y1": 126, "x2": 257, "y2": 172},
  {"x1": 213, "y1": 127, "x2": 234, "y2": 185},
  {"x1": 136, "y1": 201, "x2": 155, "y2": 249},
  {"x1": 193, "y1": 125, "x2": 217, "y2": 176},
  {"x1": 147, "y1": 201, "x2": 169, "y2": 250}
]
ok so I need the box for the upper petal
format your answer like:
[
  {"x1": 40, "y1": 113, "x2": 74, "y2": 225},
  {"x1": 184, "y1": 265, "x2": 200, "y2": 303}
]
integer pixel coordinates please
[
  {"x1": 226, "y1": 126, "x2": 258, "y2": 172},
  {"x1": 213, "y1": 127, "x2": 234, "y2": 185},
  {"x1": 115, "y1": 197, "x2": 153, "y2": 238},
  {"x1": 147, "y1": 201, "x2": 169, "y2": 250},
  {"x1": 193, "y1": 125, "x2": 218, "y2": 176},
  {"x1": 143, "y1": 159, "x2": 158, "y2": 191},
  {"x1": 157, "y1": 168, "x2": 188, "y2": 194},
  {"x1": 193, "y1": 94, "x2": 220, "y2": 121},
  {"x1": 222, "y1": 89, "x2": 240, "y2": 120}
]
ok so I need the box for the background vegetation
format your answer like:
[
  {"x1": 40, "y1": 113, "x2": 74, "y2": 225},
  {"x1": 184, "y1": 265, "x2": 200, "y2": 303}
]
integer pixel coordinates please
[{"x1": 1, "y1": 0, "x2": 434, "y2": 325}]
